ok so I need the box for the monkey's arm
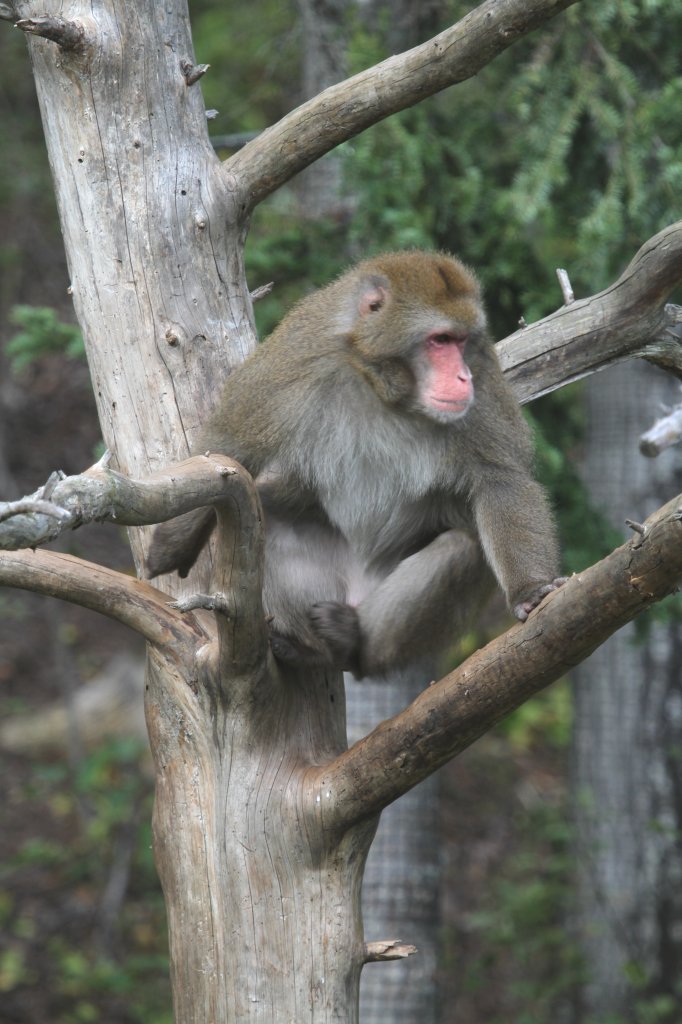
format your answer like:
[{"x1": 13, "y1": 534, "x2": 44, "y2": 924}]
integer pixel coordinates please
[
  {"x1": 145, "y1": 381, "x2": 277, "y2": 579},
  {"x1": 144, "y1": 466, "x2": 292, "y2": 580},
  {"x1": 471, "y1": 470, "x2": 563, "y2": 618},
  {"x1": 145, "y1": 506, "x2": 216, "y2": 578}
]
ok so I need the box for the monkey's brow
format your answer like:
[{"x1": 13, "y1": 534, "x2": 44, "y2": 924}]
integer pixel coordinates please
[
  {"x1": 436, "y1": 265, "x2": 474, "y2": 297},
  {"x1": 436, "y1": 266, "x2": 455, "y2": 293}
]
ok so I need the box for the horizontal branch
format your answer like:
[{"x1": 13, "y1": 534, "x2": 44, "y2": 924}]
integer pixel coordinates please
[
  {"x1": 312, "y1": 494, "x2": 682, "y2": 832},
  {"x1": 0, "y1": 549, "x2": 205, "y2": 648},
  {"x1": 498, "y1": 222, "x2": 682, "y2": 403},
  {"x1": 226, "y1": 0, "x2": 578, "y2": 211},
  {"x1": 364, "y1": 940, "x2": 418, "y2": 964},
  {"x1": 0, "y1": 453, "x2": 241, "y2": 548}
]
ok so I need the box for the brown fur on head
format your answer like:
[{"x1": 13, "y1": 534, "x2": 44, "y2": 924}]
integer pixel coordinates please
[{"x1": 343, "y1": 251, "x2": 486, "y2": 362}]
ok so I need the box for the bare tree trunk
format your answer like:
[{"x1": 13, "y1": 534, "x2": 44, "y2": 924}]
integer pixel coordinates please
[
  {"x1": 572, "y1": 362, "x2": 682, "y2": 1020},
  {"x1": 348, "y1": 672, "x2": 440, "y2": 1023},
  {"x1": 17, "y1": 3, "x2": 373, "y2": 1019}
]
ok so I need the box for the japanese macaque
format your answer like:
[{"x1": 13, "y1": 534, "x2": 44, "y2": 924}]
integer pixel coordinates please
[{"x1": 147, "y1": 251, "x2": 563, "y2": 678}]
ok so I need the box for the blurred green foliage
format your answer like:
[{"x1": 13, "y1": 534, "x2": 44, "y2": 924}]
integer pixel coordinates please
[
  {"x1": 496, "y1": 680, "x2": 573, "y2": 753},
  {"x1": 1, "y1": 740, "x2": 168, "y2": 1023},
  {"x1": 188, "y1": 0, "x2": 300, "y2": 134},
  {"x1": 7, "y1": 306, "x2": 84, "y2": 370},
  {"x1": 460, "y1": 802, "x2": 584, "y2": 1021},
  {"x1": 246, "y1": 0, "x2": 682, "y2": 332}
]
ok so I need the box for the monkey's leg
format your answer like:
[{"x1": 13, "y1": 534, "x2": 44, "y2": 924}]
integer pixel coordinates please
[
  {"x1": 263, "y1": 514, "x2": 349, "y2": 665},
  {"x1": 311, "y1": 529, "x2": 494, "y2": 679}
]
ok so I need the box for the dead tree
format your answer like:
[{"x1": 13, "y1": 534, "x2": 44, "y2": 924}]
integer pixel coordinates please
[{"x1": 2, "y1": 0, "x2": 682, "y2": 1020}]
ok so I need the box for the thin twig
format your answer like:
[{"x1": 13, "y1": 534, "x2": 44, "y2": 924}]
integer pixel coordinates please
[{"x1": 556, "y1": 267, "x2": 575, "y2": 304}]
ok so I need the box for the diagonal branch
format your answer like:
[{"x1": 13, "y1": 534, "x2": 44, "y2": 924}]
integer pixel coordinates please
[
  {"x1": 499, "y1": 222, "x2": 682, "y2": 403},
  {"x1": 310, "y1": 494, "x2": 682, "y2": 833},
  {"x1": 0, "y1": 548, "x2": 205, "y2": 648},
  {"x1": 226, "y1": 0, "x2": 579, "y2": 211}
]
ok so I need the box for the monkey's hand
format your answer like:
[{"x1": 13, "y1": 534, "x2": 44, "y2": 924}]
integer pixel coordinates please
[{"x1": 513, "y1": 577, "x2": 568, "y2": 622}]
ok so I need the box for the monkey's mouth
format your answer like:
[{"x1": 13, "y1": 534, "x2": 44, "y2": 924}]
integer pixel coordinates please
[{"x1": 432, "y1": 395, "x2": 470, "y2": 408}]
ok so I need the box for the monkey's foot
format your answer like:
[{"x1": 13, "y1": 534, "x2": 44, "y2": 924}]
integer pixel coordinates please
[
  {"x1": 269, "y1": 633, "x2": 306, "y2": 664},
  {"x1": 513, "y1": 576, "x2": 568, "y2": 622},
  {"x1": 268, "y1": 630, "x2": 329, "y2": 667},
  {"x1": 309, "y1": 602, "x2": 362, "y2": 676}
]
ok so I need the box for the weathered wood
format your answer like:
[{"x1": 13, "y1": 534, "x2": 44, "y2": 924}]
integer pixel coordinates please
[
  {"x1": 639, "y1": 401, "x2": 682, "y2": 456},
  {"x1": 498, "y1": 223, "x2": 682, "y2": 402},
  {"x1": 146, "y1": 649, "x2": 369, "y2": 1023},
  {"x1": 21, "y1": 0, "x2": 257, "y2": 580},
  {"x1": 0, "y1": 454, "x2": 239, "y2": 549},
  {"x1": 3, "y1": 222, "x2": 682, "y2": 555}
]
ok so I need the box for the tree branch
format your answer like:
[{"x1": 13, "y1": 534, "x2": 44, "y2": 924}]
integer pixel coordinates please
[
  {"x1": 0, "y1": 454, "x2": 242, "y2": 547},
  {"x1": 498, "y1": 222, "x2": 682, "y2": 404},
  {"x1": 311, "y1": 494, "x2": 682, "y2": 832},
  {"x1": 226, "y1": 0, "x2": 579, "y2": 211},
  {"x1": 0, "y1": 454, "x2": 267, "y2": 673},
  {"x1": 0, "y1": 549, "x2": 205, "y2": 648},
  {"x1": 364, "y1": 940, "x2": 418, "y2": 963},
  {"x1": 639, "y1": 398, "x2": 682, "y2": 457},
  {"x1": 15, "y1": 14, "x2": 88, "y2": 50}
]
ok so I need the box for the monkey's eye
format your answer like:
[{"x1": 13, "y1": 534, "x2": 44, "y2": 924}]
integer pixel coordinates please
[{"x1": 428, "y1": 331, "x2": 468, "y2": 347}]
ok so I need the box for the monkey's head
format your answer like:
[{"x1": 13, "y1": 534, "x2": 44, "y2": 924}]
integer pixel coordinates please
[{"x1": 341, "y1": 251, "x2": 487, "y2": 424}]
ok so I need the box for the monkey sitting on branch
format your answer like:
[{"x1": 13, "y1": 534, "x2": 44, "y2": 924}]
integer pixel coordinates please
[{"x1": 147, "y1": 251, "x2": 564, "y2": 679}]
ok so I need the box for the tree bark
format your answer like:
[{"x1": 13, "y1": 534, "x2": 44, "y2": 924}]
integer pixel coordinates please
[
  {"x1": 20, "y1": 0, "x2": 256, "y2": 584},
  {"x1": 572, "y1": 363, "x2": 682, "y2": 1020},
  {"x1": 498, "y1": 225, "x2": 682, "y2": 403}
]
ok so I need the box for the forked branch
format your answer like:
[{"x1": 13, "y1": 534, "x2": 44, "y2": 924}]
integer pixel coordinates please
[
  {"x1": 0, "y1": 454, "x2": 243, "y2": 548},
  {"x1": 499, "y1": 222, "x2": 682, "y2": 403},
  {"x1": 310, "y1": 494, "x2": 682, "y2": 832}
]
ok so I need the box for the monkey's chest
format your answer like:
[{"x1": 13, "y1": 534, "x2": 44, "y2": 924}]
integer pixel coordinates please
[
  {"x1": 291, "y1": 398, "x2": 467, "y2": 559},
  {"x1": 316, "y1": 453, "x2": 464, "y2": 565}
]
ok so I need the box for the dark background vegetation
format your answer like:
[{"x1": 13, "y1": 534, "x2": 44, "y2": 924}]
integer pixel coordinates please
[{"x1": 1, "y1": 1, "x2": 681, "y2": 1021}]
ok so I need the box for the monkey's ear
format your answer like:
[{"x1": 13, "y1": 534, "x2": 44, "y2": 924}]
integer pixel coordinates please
[
  {"x1": 336, "y1": 273, "x2": 391, "y2": 333},
  {"x1": 357, "y1": 274, "x2": 390, "y2": 317}
]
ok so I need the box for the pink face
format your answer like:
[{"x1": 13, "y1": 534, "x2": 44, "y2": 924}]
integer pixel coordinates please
[{"x1": 421, "y1": 330, "x2": 474, "y2": 421}]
